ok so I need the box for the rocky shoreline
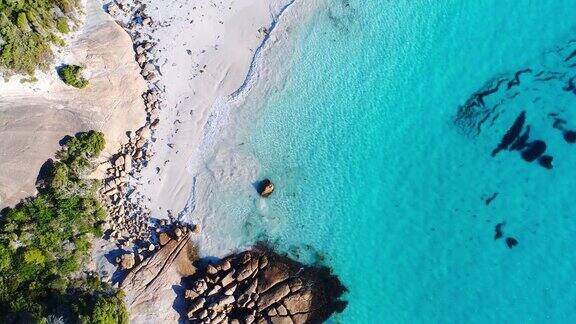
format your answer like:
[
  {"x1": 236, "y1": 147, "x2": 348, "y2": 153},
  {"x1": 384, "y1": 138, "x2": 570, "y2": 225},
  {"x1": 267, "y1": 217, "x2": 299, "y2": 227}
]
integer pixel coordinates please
[
  {"x1": 94, "y1": 1, "x2": 348, "y2": 323},
  {"x1": 97, "y1": 0, "x2": 174, "y2": 267}
]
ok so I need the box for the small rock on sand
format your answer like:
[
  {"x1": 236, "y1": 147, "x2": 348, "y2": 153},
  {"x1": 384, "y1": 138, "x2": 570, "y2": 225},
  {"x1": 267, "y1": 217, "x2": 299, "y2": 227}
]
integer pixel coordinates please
[{"x1": 137, "y1": 125, "x2": 151, "y2": 139}]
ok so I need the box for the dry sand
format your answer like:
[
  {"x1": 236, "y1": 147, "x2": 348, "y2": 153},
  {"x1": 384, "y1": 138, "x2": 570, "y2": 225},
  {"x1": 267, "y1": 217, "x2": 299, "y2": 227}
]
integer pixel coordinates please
[{"x1": 0, "y1": 0, "x2": 146, "y2": 208}]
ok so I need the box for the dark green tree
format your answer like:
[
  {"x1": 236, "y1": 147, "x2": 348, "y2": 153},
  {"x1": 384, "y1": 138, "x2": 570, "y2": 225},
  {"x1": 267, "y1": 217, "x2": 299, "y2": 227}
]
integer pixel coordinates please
[{"x1": 0, "y1": 131, "x2": 128, "y2": 323}]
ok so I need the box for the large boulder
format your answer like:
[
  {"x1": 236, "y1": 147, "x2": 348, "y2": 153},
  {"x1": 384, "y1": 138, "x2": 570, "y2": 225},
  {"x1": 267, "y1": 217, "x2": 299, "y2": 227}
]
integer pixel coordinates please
[
  {"x1": 257, "y1": 283, "x2": 291, "y2": 311},
  {"x1": 257, "y1": 263, "x2": 290, "y2": 293},
  {"x1": 158, "y1": 232, "x2": 171, "y2": 246},
  {"x1": 124, "y1": 154, "x2": 132, "y2": 173},
  {"x1": 136, "y1": 125, "x2": 151, "y2": 139},
  {"x1": 121, "y1": 233, "x2": 197, "y2": 323},
  {"x1": 119, "y1": 253, "x2": 135, "y2": 269}
]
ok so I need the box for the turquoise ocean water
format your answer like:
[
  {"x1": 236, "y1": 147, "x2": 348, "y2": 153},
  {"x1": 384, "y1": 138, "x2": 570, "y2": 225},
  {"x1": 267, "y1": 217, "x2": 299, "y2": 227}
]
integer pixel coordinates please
[{"x1": 202, "y1": 1, "x2": 576, "y2": 322}]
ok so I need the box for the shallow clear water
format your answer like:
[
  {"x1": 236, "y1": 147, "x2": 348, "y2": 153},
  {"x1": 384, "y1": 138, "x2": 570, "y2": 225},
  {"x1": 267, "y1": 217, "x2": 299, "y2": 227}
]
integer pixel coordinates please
[{"x1": 199, "y1": 1, "x2": 576, "y2": 322}]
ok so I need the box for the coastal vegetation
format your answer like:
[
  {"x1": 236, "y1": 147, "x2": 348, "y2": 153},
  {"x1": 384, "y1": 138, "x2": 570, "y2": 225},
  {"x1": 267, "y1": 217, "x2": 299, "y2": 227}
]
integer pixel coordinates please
[
  {"x1": 0, "y1": 131, "x2": 128, "y2": 323},
  {"x1": 0, "y1": 0, "x2": 80, "y2": 75},
  {"x1": 59, "y1": 64, "x2": 89, "y2": 88}
]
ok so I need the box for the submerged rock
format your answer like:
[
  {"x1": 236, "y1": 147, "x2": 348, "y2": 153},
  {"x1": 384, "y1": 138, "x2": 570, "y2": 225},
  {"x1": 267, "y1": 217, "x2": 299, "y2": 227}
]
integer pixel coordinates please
[
  {"x1": 494, "y1": 222, "x2": 505, "y2": 240},
  {"x1": 538, "y1": 155, "x2": 553, "y2": 169},
  {"x1": 185, "y1": 247, "x2": 347, "y2": 323},
  {"x1": 563, "y1": 130, "x2": 576, "y2": 143},
  {"x1": 509, "y1": 125, "x2": 531, "y2": 151},
  {"x1": 521, "y1": 140, "x2": 546, "y2": 162},
  {"x1": 258, "y1": 179, "x2": 275, "y2": 197},
  {"x1": 506, "y1": 237, "x2": 519, "y2": 248},
  {"x1": 491, "y1": 110, "x2": 526, "y2": 157}
]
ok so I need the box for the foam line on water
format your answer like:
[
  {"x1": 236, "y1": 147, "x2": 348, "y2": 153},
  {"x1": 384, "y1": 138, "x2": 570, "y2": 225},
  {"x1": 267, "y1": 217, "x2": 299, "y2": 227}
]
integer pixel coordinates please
[
  {"x1": 176, "y1": 0, "x2": 297, "y2": 222},
  {"x1": 228, "y1": 0, "x2": 298, "y2": 100}
]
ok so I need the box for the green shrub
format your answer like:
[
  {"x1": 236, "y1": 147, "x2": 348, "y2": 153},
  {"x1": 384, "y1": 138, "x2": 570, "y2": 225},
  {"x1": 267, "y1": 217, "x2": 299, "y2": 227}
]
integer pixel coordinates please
[
  {"x1": 0, "y1": 131, "x2": 130, "y2": 323},
  {"x1": 20, "y1": 76, "x2": 39, "y2": 83},
  {"x1": 0, "y1": 0, "x2": 81, "y2": 76},
  {"x1": 16, "y1": 12, "x2": 29, "y2": 31},
  {"x1": 56, "y1": 17, "x2": 70, "y2": 33},
  {"x1": 83, "y1": 291, "x2": 129, "y2": 324},
  {"x1": 49, "y1": 33, "x2": 67, "y2": 47},
  {"x1": 58, "y1": 64, "x2": 89, "y2": 88}
]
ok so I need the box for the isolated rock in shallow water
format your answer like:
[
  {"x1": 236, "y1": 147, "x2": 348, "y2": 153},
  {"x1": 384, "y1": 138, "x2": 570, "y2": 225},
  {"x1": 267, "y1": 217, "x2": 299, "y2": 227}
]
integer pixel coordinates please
[{"x1": 258, "y1": 179, "x2": 275, "y2": 197}]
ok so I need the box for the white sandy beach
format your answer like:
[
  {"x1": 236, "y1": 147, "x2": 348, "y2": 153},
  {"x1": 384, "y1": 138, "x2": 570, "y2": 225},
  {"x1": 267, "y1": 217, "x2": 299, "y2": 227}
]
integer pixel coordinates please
[
  {"x1": 119, "y1": 0, "x2": 326, "y2": 257},
  {"x1": 129, "y1": 0, "x2": 292, "y2": 215}
]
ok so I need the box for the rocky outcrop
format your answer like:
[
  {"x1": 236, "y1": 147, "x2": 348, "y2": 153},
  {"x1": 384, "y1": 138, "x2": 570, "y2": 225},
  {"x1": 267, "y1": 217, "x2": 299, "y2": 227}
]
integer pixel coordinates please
[
  {"x1": 98, "y1": 1, "x2": 166, "y2": 246},
  {"x1": 185, "y1": 247, "x2": 347, "y2": 324},
  {"x1": 121, "y1": 232, "x2": 197, "y2": 323},
  {"x1": 0, "y1": 0, "x2": 147, "y2": 208},
  {"x1": 99, "y1": 93, "x2": 163, "y2": 249}
]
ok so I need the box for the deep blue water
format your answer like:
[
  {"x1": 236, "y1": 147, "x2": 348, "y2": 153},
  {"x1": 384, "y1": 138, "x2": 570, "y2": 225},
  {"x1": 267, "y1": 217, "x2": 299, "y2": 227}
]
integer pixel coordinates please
[{"x1": 202, "y1": 1, "x2": 576, "y2": 322}]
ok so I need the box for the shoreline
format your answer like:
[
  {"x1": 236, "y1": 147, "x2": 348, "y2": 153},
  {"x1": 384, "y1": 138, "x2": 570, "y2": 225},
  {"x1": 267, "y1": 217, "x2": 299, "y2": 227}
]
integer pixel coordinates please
[
  {"x1": 133, "y1": 0, "x2": 298, "y2": 220},
  {"x1": 104, "y1": 0, "x2": 327, "y2": 258},
  {"x1": 183, "y1": 1, "x2": 328, "y2": 256},
  {"x1": 228, "y1": 0, "x2": 298, "y2": 100},
  {"x1": 93, "y1": 0, "x2": 328, "y2": 321},
  {"x1": 1, "y1": 0, "x2": 338, "y2": 322}
]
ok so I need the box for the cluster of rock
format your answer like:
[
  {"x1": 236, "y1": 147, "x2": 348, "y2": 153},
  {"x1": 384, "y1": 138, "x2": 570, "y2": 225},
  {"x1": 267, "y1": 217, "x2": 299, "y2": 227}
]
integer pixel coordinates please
[
  {"x1": 185, "y1": 248, "x2": 347, "y2": 324},
  {"x1": 120, "y1": 231, "x2": 198, "y2": 323},
  {"x1": 142, "y1": 89, "x2": 161, "y2": 130},
  {"x1": 108, "y1": 0, "x2": 154, "y2": 29},
  {"x1": 99, "y1": 88, "x2": 176, "y2": 270},
  {"x1": 116, "y1": 219, "x2": 200, "y2": 270},
  {"x1": 135, "y1": 42, "x2": 159, "y2": 82},
  {"x1": 100, "y1": 0, "x2": 166, "y2": 255},
  {"x1": 100, "y1": 121, "x2": 154, "y2": 246},
  {"x1": 108, "y1": 0, "x2": 161, "y2": 81}
]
